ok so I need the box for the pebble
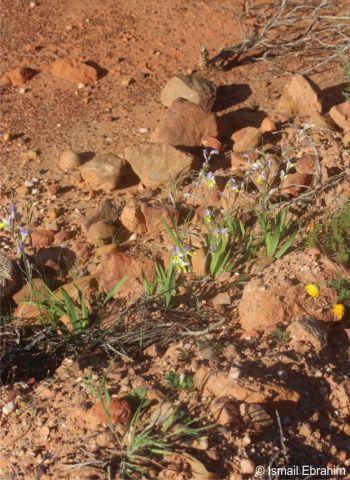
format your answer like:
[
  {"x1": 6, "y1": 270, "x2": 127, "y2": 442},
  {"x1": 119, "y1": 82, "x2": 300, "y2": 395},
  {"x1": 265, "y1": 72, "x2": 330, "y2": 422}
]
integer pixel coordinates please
[
  {"x1": 240, "y1": 458, "x2": 255, "y2": 475},
  {"x1": 24, "y1": 180, "x2": 34, "y2": 188},
  {"x1": 2, "y1": 401, "x2": 15, "y2": 415},
  {"x1": 58, "y1": 150, "x2": 81, "y2": 169},
  {"x1": 229, "y1": 366, "x2": 242, "y2": 380}
]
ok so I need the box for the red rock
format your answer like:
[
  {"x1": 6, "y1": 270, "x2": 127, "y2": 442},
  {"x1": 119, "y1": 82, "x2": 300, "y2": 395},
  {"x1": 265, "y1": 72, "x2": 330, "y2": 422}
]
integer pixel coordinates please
[
  {"x1": 296, "y1": 155, "x2": 316, "y2": 174},
  {"x1": 281, "y1": 172, "x2": 312, "y2": 197},
  {"x1": 13, "y1": 278, "x2": 47, "y2": 304},
  {"x1": 140, "y1": 203, "x2": 179, "y2": 232},
  {"x1": 150, "y1": 98, "x2": 219, "y2": 147},
  {"x1": 277, "y1": 74, "x2": 322, "y2": 116},
  {"x1": 14, "y1": 303, "x2": 41, "y2": 322},
  {"x1": 99, "y1": 252, "x2": 155, "y2": 298},
  {"x1": 3, "y1": 67, "x2": 37, "y2": 86},
  {"x1": 88, "y1": 398, "x2": 132, "y2": 427},
  {"x1": 201, "y1": 136, "x2": 222, "y2": 151},
  {"x1": 120, "y1": 200, "x2": 146, "y2": 234},
  {"x1": 329, "y1": 102, "x2": 350, "y2": 131},
  {"x1": 190, "y1": 247, "x2": 207, "y2": 276},
  {"x1": 49, "y1": 58, "x2": 98, "y2": 84},
  {"x1": 260, "y1": 117, "x2": 276, "y2": 133},
  {"x1": 287, "y1": 317, "x2": 327, "y2": 351},
  {"x1": 80, "y1": 153, "x2": 129, "y2": 191},
  {"x1": 232, "y1": 127, "x2": 261, "y2": 152},
  {"x1": 124, "y1": 143, "x2": 194, "y2": 188},
  {"x1": 238, "y1": 250, "x2": 349, "y2": 334},
  {"x1": 31, "y1": 229, "x2": 56, "y2": 249}
]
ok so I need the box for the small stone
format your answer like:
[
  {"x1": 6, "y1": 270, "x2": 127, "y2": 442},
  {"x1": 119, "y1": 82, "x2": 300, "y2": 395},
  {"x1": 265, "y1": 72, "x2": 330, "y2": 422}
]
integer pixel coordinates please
[
  {"x1": 228, "y1": 366, "x2": 242, "y2": 380},
  {"x1": 277, "y1": 74, "x2": 322, "y2": 116},
  {"x1": 58, "y1": 150, "x2": 81, "y2": 169},
  {"x1": 86, "y1": 221, "x2": 117, "y2": 246},
  {"x1": 232, "y1": 127, "x2": 262, "y2": 152},
  {"x1": 31, "y1": 229, "x2": 56, "y2": 249},
  {"x1": 87, "y1": 398, "x2": 132, "y2": 427},
  {"x1": 223, "y1": 344, "x2": 239, "y2": 362},
  {"x1": 80, "y1": 153, "x2": 129, "y2": 190},
  {"x1": 96, "y1": 244, "x2": 119, "y2": 257},
  {"x1": 344, "y1": 423, "x2": 350, "y2": 436},
  {"x1": 287, "y1": 317, "x2": 327, "y2": 351},
  {"x1": 260, "y1": 117, "x2": 276, "y2": 133},
  {"x1": 201, "y1": 135, "x2": 222, "y2": 151},
  {"x1": 295, "y1": 155, "x2": 316, "y2": 174},
  {"x1": 329, "y1": 102, "x2": 350, "y2": 131},
  {"x1": 49, "y1": 58, "x2": 98, "y2": 85},
  {"x1": 160, "y1": 73, "x2": 217, "y2": 110},
  {"x1": 2, "y1": 132, "x2": 11, "y2": 143},
  {"x1": 150, "y1": 97, "x2": 219, "y2": 147},
  {"x1": 212, "y1": 291, "x2": 231, "y2": 311},
  {"x1": 124, "y1": 143, "x2": 194, "y2": 188},
  {"x1": 240, "y1": 458, "x2": 255, "y2": 475},
  {"x1": 299, "y1": 422, "x2": 313, "y2": 438},
  {"x1": 191, "y1": 247, "x2": 207, "y2": 276},
  {"x1": 2, "y1": 401, "x2": 15, "y2": 415}
]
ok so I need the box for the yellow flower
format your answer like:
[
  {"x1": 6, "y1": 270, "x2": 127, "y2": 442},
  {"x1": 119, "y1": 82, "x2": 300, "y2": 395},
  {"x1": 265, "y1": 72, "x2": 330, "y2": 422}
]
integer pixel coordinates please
[
  {"x1": 332, "y1": 303, "x2": 345, "y2": 321},
  {"x1": 305, "y1": 283, "x2": 320, "y2": 299}
]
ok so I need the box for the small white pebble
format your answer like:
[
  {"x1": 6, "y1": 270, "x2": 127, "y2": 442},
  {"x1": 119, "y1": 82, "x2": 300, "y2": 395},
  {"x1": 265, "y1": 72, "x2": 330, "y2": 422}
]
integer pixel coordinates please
[
  {"x1": 78, "y1": 83, "x2": 85, "y2": 89},
  {"x1": 24, "y1": 180, "x2": 34, "y2": 188},
  {"x1": 31, "y1": 189, "x2": 39, "y2": 195},
  {"x1": 138, "y1": 127, "x2": 149, "y2": 134},
  {"x1": 229, "y1": 366, "x2": 242, "y2": 380},
  {"x1": 18, "y1": 87, "x2": 26, "y2": 94},
  {"x1": 29, "y1": 1, "x2": 36, "y2": 7},
  {"x1": 2, "y1": 401, "x2": 15, "y2": 415}
]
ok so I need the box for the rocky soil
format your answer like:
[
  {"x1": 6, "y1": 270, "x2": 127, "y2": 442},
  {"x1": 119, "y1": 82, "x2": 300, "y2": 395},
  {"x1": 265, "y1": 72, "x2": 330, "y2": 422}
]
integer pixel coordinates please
[{"x1": 0, "y1": 0, "x2": 350, "y2": 479}]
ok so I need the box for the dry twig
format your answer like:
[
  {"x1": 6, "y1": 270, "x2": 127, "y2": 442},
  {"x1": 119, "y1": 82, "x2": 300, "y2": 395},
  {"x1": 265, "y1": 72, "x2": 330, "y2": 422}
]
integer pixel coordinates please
[{"x1": 208, "y1": 0, "x2": 350, "y2": 74}]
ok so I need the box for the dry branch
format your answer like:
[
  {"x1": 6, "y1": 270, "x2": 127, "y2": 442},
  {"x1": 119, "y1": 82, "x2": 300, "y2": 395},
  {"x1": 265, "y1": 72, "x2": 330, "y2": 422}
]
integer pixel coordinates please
[{"x1": 208, "y1": 0, "x2": 350, "y2": 74}]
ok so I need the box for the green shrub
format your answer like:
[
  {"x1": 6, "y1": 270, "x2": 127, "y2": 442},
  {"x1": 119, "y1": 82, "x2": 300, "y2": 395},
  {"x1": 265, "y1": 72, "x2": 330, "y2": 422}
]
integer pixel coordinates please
[{"x1": 306, "y1": 202, "x2": 350, "y2": 264}]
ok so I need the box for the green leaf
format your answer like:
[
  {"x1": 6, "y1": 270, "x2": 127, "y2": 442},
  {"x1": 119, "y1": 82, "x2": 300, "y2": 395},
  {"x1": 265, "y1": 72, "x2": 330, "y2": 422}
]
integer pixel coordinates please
[
  {"x1": 102, "y1": 276, "x2": 127, "y2": 307},
  {"x1": 275, "y1": 228, "x2": 298, "y2": 258},
  {"x1": 60, "y1": 287, "x2": 80, "y2": 330}
]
